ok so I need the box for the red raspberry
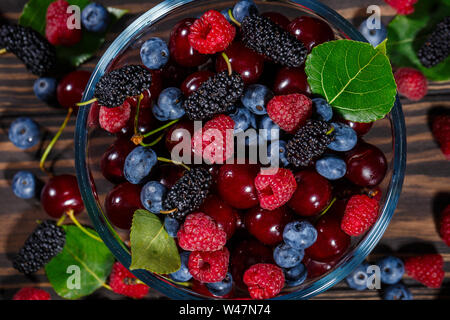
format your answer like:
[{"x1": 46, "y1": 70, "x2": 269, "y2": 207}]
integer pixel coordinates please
[
  {"x1": 394, "y1": 67, "x2": 428, "y2": 101},
  {"x1": 46, "y1": 0, "x2": 82, "y2": 46},
  {"x1": 177, "y1": 212, "x2": 227, "y2": 252},
  {"x1": 384, "y1": 0, "x2": 417, "y2": 15},
  {"x1": 99, "y1": 101, "x2": 132, "y2": 133},
  {"x1": 432, "y1": 115, "x2": 450, "y2": 160},
  {"x1": 13, "y1": 287, "x2": 51, "y2": 300},
  {"x1": 440, "y1": 205, "x2": 450, "y2": 246},
  {"x1": 188, "y1": 247, "x2": 230, "y2": 283},
  {"x1": 243, "y1": 263, "x2": 285, "y2": 299},
  {"x1": 109, "y1": 262, "x2": 149, "y2": 299},
  {"x1": 192, "y1": 114, "x2": 235, "y2": 164},
  {"x1": 267, "y1": 94, "x2": 312, "y2": 133},
  {"x1": 189, "y1": 10, "x2": 236, "y2": 54},
  {"x1": 341, "y1": 195, "x2": 380, "y2": 236},
  {"x1": 254, "y1": 168, "x2": 297, "y2": 211},
  {"x1": 404, "y1": 254, "x2": 444, "y2": 288}
]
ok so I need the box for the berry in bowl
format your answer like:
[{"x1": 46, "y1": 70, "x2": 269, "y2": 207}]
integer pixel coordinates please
[{"x1": 75, "y1": 0, "x2": 406, "y2": 299}]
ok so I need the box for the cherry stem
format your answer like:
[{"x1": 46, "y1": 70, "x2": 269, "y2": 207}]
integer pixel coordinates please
[
  {"x1": 142, "y1": 119, "x2": 179, "y2": 138},
  {"x1": 368, "y1": 189, "x2": 379, "y2": 199},
  {"x1": 56, "y1": 214, "x2": 66, "y2": 227},
  {"x1": 159, "y1": 208, "x2": 178, "y2": 215},
  {"x1": 316, "y1": 197, "x2": 337, "y2": 220},
  {"x1": 0, "y1": 48, "x2": 7, "y2": 55},
  {"x1": 221, "y1": 52, "x2": 233, "y2": 76},
  {"x1": 228, "y1": 9, "x2": 241, "y2": 27},
  {"x1": 66, "y1": 209, "x2": 103, "y2": 243},
  {"x1": 40, "y1": 107, "x2": 73, "y2": 175},
  {"x1": 157, "y1": 157, "x2": 190, "y2": 171},
  {"x1": 140, "y1": 132, "x2": 165, "y2": 147},
  {"x1": 134, "y1": 93, "x2": 144, "y2": 136},
  {"x1": 76, "y1": 98, "x2": 97, "y2": 107},
  {"x1": 326, "y1": 126, "x2": 335, "y2": 135}
]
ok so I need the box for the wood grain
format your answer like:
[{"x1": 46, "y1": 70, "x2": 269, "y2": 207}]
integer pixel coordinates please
[{"x1": 0, "y1": 0, "x2": 449, "y2": 300}]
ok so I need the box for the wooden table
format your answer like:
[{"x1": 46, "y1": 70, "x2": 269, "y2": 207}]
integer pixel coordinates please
[{"x1": 0, "y1": 0, "x2": 449, "y2": 300}]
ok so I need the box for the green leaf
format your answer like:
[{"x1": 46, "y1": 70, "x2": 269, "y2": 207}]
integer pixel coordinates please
[
  {"x1": 387, "y1": 0, "x2": 450, "y2": 81},
  {"x1": 19, "y1": 0, "x2": 128, "y2": 67},
  {"x1": 130, "y1": 210, "x2": 181, "y2": 274},
  {"x1": 305, "y1": 39, "x2": 397, "y2": 123},
  {"x1": 45, "y1": 225, "x2": 115, "y2": 300},
  {"x1": 376, "y1": 39, "x2": 387, "y2": 55}
]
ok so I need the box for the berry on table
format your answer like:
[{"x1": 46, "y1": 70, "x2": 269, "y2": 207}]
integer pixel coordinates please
[
  {"x1": 205, "y1": 272, "x2": 233, "y2": 296},
  {"x1": 33, "y1": 77, "x2": 57, "y2": 103},
  {"x1": 327, "y1": 122, "x2": 357, "y2": 152},
  {"x1": 12, "y1": 171, "x2": 36, "y2": 200},
  {"x1": 232, "y1": 0, "x2": 258, "y2": 23},
  {"x1": 164, "y1": 216, "x2": 180, "y2": 238},
  {"x1": 273, "y1": 242, "x2": 304, "y2": 268},
  {"x1": 394, "y1": 67, "x2": 428, "y2": 101},
  {"x1": 259, "y1": 115, "x2": 281, "y2": 141},
  {"x1": 440, "y1": 204, "x2": 450, "y2": 246},
  {"x1": 384, "y1": 0, "x2": 417, "y2": 15},
  {"x1": 404, "y1": 254, "x2": 444, "y2": 288},
  {"x1": 188, "y1": 247, "x2": 230, "y2": 283},
  {"x1": 230, "y1": 106, "x2": 257, "y2": 133},
  {"x1": 287, "y1": 16, "x2": 335, "y2": 52},
  {"x1": 241, "y1": 84, "x2": 274, "y2": 115},
  {"x1": 140, "y1": 181, "x2": 167, "y2": 213},
  {"x1": 57, "y1": 70, "x2": 91, "y2": 110},
  {"x1": 432, "y1": 115, "x2": 450, "y2": 160},
  {"x1": 243, "y1": 263, "x2": 285, "y2": 299},
  {"x1": 341, "y1": 194, "x2": 380, "y2": 236},
  {"x1": 283, "y1": 263, "x2": 307, "y2": 287},
  {"x1": 312, "y1": 98, "x2": 333, "y2": 122},
  {"x1": 140, "y1": 37, "x2": 170, "y2": 70},
  {"x1": 99, "y1": 101, "x2": 131, "y2": 133},
  {"x1": 383, "y1": 283, "x2": 413, "y2": 300},
  {"x1": 109, "y1": 262, "x2": 149, "y2": 299},
  {"x1": 46, "y1": 0, "x2": 82, "y2": 46},
  {"x1": 267, "y1": 93, "x2": 312, "y2": 133},
  {"x1": 105, "y1": 182, "x2": 143, "y2": 229},
  {"x1": 123, "y1": 146, "x2": 157, "y2": 184},
  {"x1": 283, "y1": 221, "x2": 318, "y2": 250},
  {"x1": 358, "y1": 18, "x2": 387, "y2": 47},
  {"x1": 153, "y1": 87, "x2": 185, "y2": 121},
  {"x1": 13, "y1": 287, "x2": 51, "y2": 300},
  {"x1": 169, "y1": 251, "x2": 192, "y2": 282},
  {"x1": 8, "y1": 117, "x2": 40, "y2": 149},
  {"x1": 245, "y1": 206, "x2": 292, "y2": 245},
  {"x1": 418, "y1": 17, "x2": 450, "y2": 68},
  {"x1": 81, "y1": 2, "x2": 110, "y2": 33},
  {"x1": 377, "y1": 256, "x2": 405, "y2": 285},
  {"x1": 267, "y1": 140, "x2": 289, "y2": 167},
  {"x1": 254, "y1": 168, "x2": 297, "y2": 211},
  {"x1": 345, "y1": 263, "x2": 369, "y2": 291}
]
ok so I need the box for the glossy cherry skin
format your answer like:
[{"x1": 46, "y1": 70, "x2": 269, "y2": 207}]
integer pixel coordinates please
[
  {"x1": 288, "y1": 16, "x2": 335, "y2": 52},
  {"x1": 118, "y1": 105, "x2": 158, "y2": 138},
  {"x1": 345, "y1": 142, "x2": 387, "y2": 187},
  {"x1": 342, "y1": 119, "x2": 374, "y2": 136},
  {"x1": 100, "y1": 137, "x2": 135, "y2": 184},
  {"x1": 217, "y1": 164, "x2": 260, "y2": 209},
  {"x1": 303, "y1": 255, "x2": 339, "y2": 279},
  {"x1": 215, "y1": 42, "x2": 265, "y2": 85},
  {"x1": 151, "y1": 164, "x2": 186, "y2": 189},
  {"x1": 165, "y1": 119, "x2": 194, "y2": 158},
  {"x1": 57, "y1": 70, "x2": 91, "y2": 110},
  {"x1": 180, "y1": 70, "x2": 214, "y2": 97},
  {"x1": 169, "y1": 18, "x2": 208, "y2": 67},
  {"x1": 273, "y1": 66, "x2": 311, "y2": 95},
  {"x1": 262, "y1": 12, "x2": 290, "y2": 29},
  {"x1": 40, "y1": 174, "x2": 84, "y2": 218},
  {"x1": 288, "y1": 170, "x2": 332, "y2": 216},
  {"x1": 161, "y1": 59, "x2": 196, "y2": 88},
  {"x1": 105, "y1": 182, "x2": 143, "y2": 229},
  {"x1": 245, "y1": 206, "x2": 293, "y2": 245},
  {"x1": 200, "y1": 194, "x2": 237, "y2": 239}
]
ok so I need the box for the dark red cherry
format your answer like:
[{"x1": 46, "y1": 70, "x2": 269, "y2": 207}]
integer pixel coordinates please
[
  {"x1": 165, "y1": 119, "x2": 194, "y2": 158},
  {"x1": 342, "y1": 119, "x2": 373, "y2": 136},
  {"x1": 40, "y1": 174, "x2": 84, "y2": 218},
  {"x1": 273, "y1": 66, "x2": 311, "y2": 95},
  {"x1": 217, "y1": 164, "x2": 260, "y2": 209},
  {"x1": 151, "y1": 164, "x2": 186, "y2": 189},
  {"x1": 169, "y1": 18, "x2": 208, "y2": 67},
  {"x1": 200, "y1": 195, "x2": 237, "y2": 239},
  {"x1": 215, "y1": 42, "x2": 264, "y2": 85},
  {"x1": 262, "y1": 12, "x2": 290, "y2": 29},
  {"x1": 57, "y1": 70, "x2": 91, "y2": 110},
  {"x1": 245, "y1": 206, "x2": 293, "y2": 245},
  {"x1": 100, "y1": 137, "x2": 135, "y2": 184},
  {"x1": 288, "y1": 16, "x2": 335, "y2": 52},
  {"x1": 119, "y1": 105, "x2": 158, "y2": 138},
  {"x1": 181, "y1": 70, "x2": 214, "y2": 97},
  {"x1": 288, "y1": 170, "x2": 332, "y2": 216},
  {"x1": 303, "y1": 255, "x2": 339, "y2": 279},
  {"x1": 345, "y1": 142, "x2": 387, "y2": 187},
  {"x1": 105, "y1": 182, "x2": 143, "y2": 229},
  {"x1": 161, "y1": 59, "x2": 196, "y2": 88}
]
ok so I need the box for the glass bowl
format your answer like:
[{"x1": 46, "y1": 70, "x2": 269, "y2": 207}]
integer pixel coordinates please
[{"x1": 75, "y1": 0, "x2": 406, "y2": 299}]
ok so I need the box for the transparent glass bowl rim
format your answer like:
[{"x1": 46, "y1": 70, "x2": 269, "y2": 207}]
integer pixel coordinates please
[{"x1": 75, "y1": 0, "x2": 407, "y2": 300}]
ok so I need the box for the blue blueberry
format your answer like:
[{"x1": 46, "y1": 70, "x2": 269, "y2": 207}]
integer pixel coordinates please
[
  {"x1": 124, "y1": 146, "x2": 157, "y2": 184},
  {"x1": 12, "y1": 171, "x2": 36, "y2": 199},
  {"x1": 283, "y1": 263, "x2": 307, "y2": 287},
  {"x1": 315, "y1": 155, "x2": 347, "y2": 180},
  {"x1": 221, "y1": 8, "x2": 232, "y2": 22},
  {"x1": 230, "y1": 106, "x2": 256, "y2": 133},
  {"x1": 153, "y1": 87, "x2": 185, "y2": 121},
  {"x1": 33, "y1": 77, "x2": 57, "y2": 103},
  {"x1": 241, "y1": 84, "x2": 273, "y2": 115},
  {"x1": 8, "y1": 117, "x2": 40, "y2": 149},
  {"x1": 140, "y1": 181, "x2": 167, "y2": 213},
  {"x1": 283, "y1": 221, "x2": 318, "y2": 250},
  {"x1": 232, "y1": 0, "x2": 258, "y2": 23},
  {"x1": 383, "y1": 283, "x2": 413, "y2": 300},
  {"x1": 259, "y1": 115, "x2": 281, "y2": 141},
  {"x1": 377, "y1": 256, "x2": 405, "y2": 285},
  {"x1": 140, "y1": 37, "x2": 170, "y2": 70},
  {"x1": 206, "y1": 272, "x2": 233, "y2": 296},
  {"x1": 346, "y1": 263, "x2": 369, "y2": 291},
  {"x1": 273, "y1": 243, "x2": 304, "y2": 268},
  {"x1": 312, "y1": 98, "x2": 333, "y2": 121},
  {"x1": 267, "y1": 140, "x2": 289, "y2": 167},
  {"x1": 81, "y1": 3, "x2": 110, "y2": 33},
  {"x1": 328, "y1": 122, "x2": 357, "y2": 152},
  {"x1": 358, "y1": 18, "x2": 387, "y2": 47},
  {"x1": 164, "y1": 216, "x2": 180, "y2": 237},
  {"x1": 169, "y1": 251, "x2": 192, "y2": 282}
]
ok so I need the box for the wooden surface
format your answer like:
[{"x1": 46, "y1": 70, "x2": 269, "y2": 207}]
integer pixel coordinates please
[{"x1": 0, "y1": 0, "x2": 449, "y2": 300}]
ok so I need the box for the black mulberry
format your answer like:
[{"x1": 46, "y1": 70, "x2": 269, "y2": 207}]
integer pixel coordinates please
[
  {"x1": 0, "y1": 24, "x2": 57, "y2": 76},
  {"x1": 241, "y1": 14, "x2": 308, "y2": 67},
  {"x1": 94, "y1": 65, "x2": 152, "y2": 108},
  {"x1": 418, "y1": 17, "x2": 450, "y2": 68},
  {"x1": 286, "y1": 120, "x2": 335, "y2": 167},
  {"x1": 183, "y1": 71, "x2": 243, "y2": 120},
  {"x1": 163, "y1": 167, "x2": 212, "y2": 220},
  {"x1": 13, "y1": 220, "x2": 66, "y2": 274}
]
